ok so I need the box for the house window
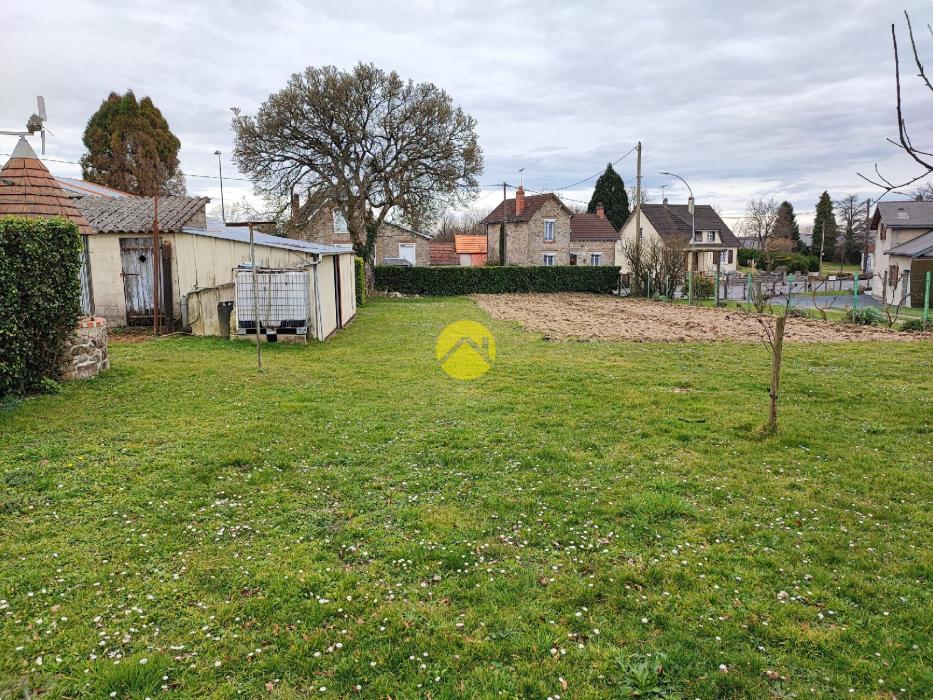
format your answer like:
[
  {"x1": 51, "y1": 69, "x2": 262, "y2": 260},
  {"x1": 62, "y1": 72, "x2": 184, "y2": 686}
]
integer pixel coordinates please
[
  {"x1": 879, "y1": 223, "x2": 886, "y2": 241},
  {"x1": 333, "y1": 210, "x2": 348, "y2": 233},
  {"x1": 399, "y1": 244, "x2": 416, "y2": 264},
  {"x1": 727, "y1": 249, "x2": 734, "y2": 264},
  {"x1": 719, "y1": 250, "x2": 728, "y2": 264},
  {"x1": 543, "y1": 253, "x2": 556, "y2": 266},
  {"x1": 706, "y1": 231, "x2": 716, "y2": 243},
  {"x1": 544, "y1": 219, "x2": 555, "y2": 241},
  {"x1": 590, "y1": 253, "x2": 602, "y2": 266},
  {"x1": 693, "y1": 231, "x2": 702, "y2": 242}
]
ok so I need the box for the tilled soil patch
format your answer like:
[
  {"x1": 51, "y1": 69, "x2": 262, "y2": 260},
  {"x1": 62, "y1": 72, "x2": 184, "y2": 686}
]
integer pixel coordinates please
[{"x1": 472, "y1": 293, "x2": 929, "y2": 343}]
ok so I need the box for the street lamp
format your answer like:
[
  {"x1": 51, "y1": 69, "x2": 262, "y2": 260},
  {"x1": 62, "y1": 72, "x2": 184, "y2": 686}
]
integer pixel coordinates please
[
  {"x1": 214, "y1": 150, "x2": 226, "y2": 222},
  {"x1": 660, "y1": 171, "x2": 697, "y2": 304}
]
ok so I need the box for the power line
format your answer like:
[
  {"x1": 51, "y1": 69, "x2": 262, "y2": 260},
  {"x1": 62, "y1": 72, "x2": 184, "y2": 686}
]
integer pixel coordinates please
[
  {"x1": 0, "y1": 153, "x2": 255, "y2": 183},
  {"x1": 550, "y1": 144, "x2": 639, "y2": 192}
]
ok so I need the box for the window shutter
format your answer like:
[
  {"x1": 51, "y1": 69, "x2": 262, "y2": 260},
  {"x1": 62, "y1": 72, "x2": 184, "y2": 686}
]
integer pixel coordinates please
[{"x1": 728, "y1": 250, "x2": 734, "y2": 264}]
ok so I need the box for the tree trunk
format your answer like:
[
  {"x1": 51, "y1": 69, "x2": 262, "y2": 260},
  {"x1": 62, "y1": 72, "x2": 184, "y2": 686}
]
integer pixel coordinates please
[{"x1": 767, "y1": 315, "x2": 786, "y2": 432}]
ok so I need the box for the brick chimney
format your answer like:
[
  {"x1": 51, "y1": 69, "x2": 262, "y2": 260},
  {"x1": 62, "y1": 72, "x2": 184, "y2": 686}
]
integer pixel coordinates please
[
  {"x1": 291, "y1": 193, "x2": 300, "y2": 219},
  {"x1": 596, "y1": 202, "x2": 606, "y2": 220},
  {"x1": 514, "y1": 185, "x2": 526, "y2": 217}
]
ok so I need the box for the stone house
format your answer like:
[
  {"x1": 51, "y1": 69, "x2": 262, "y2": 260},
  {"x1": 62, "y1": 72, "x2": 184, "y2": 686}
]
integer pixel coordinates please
[
  {"x1": 868, "y1": 201, "x2": 933, "y2": 306},
  {"x1": 287, "y1": 195, "x2": 431, "y2": 265},
  {"x1": 616, "y1": 200, "x2": 739, "y2": 275},
  {"x1": 482, "y1": 187, "x2": 619, "y2": 266}
]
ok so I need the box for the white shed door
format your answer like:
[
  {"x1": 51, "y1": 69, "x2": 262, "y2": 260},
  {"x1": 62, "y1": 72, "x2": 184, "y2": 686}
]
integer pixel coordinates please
[{"x1": 399, "y1": 244, "x2": 416, "y2": 264}]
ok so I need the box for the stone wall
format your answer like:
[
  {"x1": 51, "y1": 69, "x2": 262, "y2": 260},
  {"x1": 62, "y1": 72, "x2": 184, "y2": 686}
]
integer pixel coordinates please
[
  {"x1": 60, "y1": 318, "x2": 109, "y2": 381},
  {"x1": 570, "y1": 240, "x2": 617, "y2": 266}
]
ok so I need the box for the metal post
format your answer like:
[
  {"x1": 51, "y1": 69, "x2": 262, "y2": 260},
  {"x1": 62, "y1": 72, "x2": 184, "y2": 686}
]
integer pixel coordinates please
[
  {"x1": 714, "y1": 254, "x2": 721, "y2": 306},
  {"x1": 924, "y1": 271, "x2": 931, "y2": 323},
  {"x1": 152, "y1": 195, "x2": 160, "y2": 337},
  {"x1": 249, "y1": 222, "x2": 263, "y2": 372},
  {"x1": 853, "y1": 272, "x2": 859, "y2": 312}
]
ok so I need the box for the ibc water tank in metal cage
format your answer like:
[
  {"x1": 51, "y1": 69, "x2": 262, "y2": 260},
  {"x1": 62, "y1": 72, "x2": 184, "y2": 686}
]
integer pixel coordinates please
[{"x1": 235, "y1": 267, "x2": 309, "y2": 336}]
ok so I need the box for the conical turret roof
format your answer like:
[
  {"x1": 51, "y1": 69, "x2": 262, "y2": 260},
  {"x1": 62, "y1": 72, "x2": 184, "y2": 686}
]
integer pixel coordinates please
[{"x1": 0, "y1": 138, "x2": 92, "y2": 234}]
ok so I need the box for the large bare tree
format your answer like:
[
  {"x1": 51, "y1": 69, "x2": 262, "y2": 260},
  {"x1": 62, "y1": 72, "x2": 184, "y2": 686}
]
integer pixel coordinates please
[
  {"x1": 858, "y1": 11, "x2": 933, "y2": 197},
  {"x1": 232, "y1": 63, "x2": 483, "y2": 268},
  {"x1": 741, "y1": 197, "x2": 780, "y2": 251}
]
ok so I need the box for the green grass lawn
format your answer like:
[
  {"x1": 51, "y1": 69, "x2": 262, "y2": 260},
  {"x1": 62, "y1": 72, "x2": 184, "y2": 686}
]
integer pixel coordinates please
[{"x1": 1, "y1": 297, "x2": 931, "y2": 699}]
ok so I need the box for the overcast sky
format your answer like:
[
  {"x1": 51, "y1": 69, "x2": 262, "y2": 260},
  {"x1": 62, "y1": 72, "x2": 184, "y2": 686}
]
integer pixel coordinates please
[{"x1": 4, "y1": 0, "x2": 932, "y2": 229}]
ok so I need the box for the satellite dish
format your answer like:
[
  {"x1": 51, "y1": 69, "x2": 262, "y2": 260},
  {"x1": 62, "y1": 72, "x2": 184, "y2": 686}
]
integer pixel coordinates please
[{"x1": 3, "y1": 96, "x2": 51, "y2": 154}]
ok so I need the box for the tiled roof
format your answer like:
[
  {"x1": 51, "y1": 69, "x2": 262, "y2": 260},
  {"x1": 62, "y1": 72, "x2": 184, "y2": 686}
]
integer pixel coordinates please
[
  {"x1": 429, "y1": 241, "x2": 459, "y2": 265},
  {"x1": 886, "y1": 229, "x2": 933, "y2": 258},
  {"x1": 570, "y1": 213, "x2": 618, "y2": 241},
  {"x1": 75, "y1": 195, "x2": 208, "y2": 234},
  {"x1": 481, "y1": 192, "x2": 571, "y2": 224},
  {"x1": 0, "y1": 138, "x2": 92, "y2": 234},
  {"x1": 455, "y1": 234, "x2": 487, "y2": 254},
  {"x1": 636, "y1": 203, "x2": 739, "y2": 248}
]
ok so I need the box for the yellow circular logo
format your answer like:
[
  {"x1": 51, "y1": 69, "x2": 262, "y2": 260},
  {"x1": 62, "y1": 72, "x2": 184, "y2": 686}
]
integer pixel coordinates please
[{"x1": 435, "y1": 320, "x2": 496, "y2": 380}]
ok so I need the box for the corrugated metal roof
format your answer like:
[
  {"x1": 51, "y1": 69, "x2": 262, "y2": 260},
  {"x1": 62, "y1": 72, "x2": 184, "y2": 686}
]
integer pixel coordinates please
[
  {"x1": 76, "y1": 196, "x2": 209, "y2": 233},
  {"x1": 55, "y1": 176, "x2": 134, "y2": 199},
  {"x1": 886, "y1": 229, "x2": 933, "y2": 258},
  {"x1": 185, "y1": 219, "x2": 352, "y2": 255}
]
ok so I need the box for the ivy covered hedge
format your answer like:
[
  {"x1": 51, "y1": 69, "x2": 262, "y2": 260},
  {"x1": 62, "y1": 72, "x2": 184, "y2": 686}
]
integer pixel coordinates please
[
  {"x1": 374, "y1": 265, "x2": 621, "y2": 296},
  {"x1": 0, "y1": 217, "x2": 83, "y2": 397},
  {"x1": 354, "y1": 256, "x2": 366, "y2": 306}
]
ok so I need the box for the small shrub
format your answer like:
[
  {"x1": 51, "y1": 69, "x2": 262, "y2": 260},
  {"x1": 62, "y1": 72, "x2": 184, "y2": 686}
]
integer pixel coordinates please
[
  {"x1": 738, "y1": 248, "x2": 761, "y2": 267},
  {"x1": 0, "y1": 216, "x2": 83, "y2": 397},
  {"x1": 354, "y1": 256, "x2": 366, "y2": 306},
  {"x1": 845, "y1": 306, "x2": 885, "y2": 326},
  {"x1": 684, "y1": 275, "x2": 714, "y2": 300},
  {"x1": 901, "y1": 318, "x2": 932, "y2": 332},
  {"x1": 374, "y1": 265, "x2": 620, "y2": 296}
]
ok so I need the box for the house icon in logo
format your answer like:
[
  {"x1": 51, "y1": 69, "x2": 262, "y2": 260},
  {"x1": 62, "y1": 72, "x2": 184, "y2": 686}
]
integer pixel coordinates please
[{"x1": 435, "y1": 320, "x2": 496, "y2": 380}]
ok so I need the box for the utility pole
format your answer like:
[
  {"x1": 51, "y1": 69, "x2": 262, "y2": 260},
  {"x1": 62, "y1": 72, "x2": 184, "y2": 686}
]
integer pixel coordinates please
[
  {"x1": 633, "y1": 142, "x2": 642, "y2": 295},
  {"x1": 819, "y1": 222, "x2": 826, "y2": 277},
  {"x1": 152, "y1": 195, "x2": 161, "y2": 336},
  {"x1": 214, "y1": 150, "x2": 226, "y2": 222},
  {"x1": 862, "y1": 197, "x2": 871, "y2": 274}
]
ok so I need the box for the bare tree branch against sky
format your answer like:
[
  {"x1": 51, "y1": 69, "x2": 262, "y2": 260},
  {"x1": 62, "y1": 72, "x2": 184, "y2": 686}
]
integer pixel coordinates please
[{"x1": 2, "y1": 0, "x2": 932, "y2": 228}]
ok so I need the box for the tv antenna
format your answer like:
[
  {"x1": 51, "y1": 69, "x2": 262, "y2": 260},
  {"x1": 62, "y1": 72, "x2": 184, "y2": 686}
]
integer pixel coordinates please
[{"x1": 0, "y1": 96, "x2": 51, "y2": 154}]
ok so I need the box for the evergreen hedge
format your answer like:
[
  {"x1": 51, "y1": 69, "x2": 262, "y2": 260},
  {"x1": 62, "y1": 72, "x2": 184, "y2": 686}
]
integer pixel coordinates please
[
  {"x1": 354, "y1": 256, "x2": 366, "y2": 306},
  {"x1": 374, "y1": 265, "x2": 620, "y2": 296},
  {"x1": 0, "y1": 217, "x2": 83, "y2": 397}
]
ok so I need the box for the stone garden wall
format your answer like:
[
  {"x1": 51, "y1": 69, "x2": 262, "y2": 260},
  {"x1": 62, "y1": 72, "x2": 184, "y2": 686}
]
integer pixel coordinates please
[{"x1": 60, "y1": 317, "x2": 109, "y2": 381}]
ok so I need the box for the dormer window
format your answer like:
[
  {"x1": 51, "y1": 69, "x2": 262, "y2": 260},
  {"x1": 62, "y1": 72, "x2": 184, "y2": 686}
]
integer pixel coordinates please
[
  {"x1": 706, "y1": 231, "x2": 717, "y2": 243},
  {"x1": 693, "y1": 231, "x2": 702, "y2": 242},
  {"x1": 333, "y1": 210, "x2": 349, "y2": 233}
]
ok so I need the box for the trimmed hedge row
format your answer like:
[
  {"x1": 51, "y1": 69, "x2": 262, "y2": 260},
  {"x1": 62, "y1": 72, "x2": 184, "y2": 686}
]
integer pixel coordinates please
[
  {"x1": 374, "y1": 265, "x2": 621, "y2": 296},
  {"x1": 1, "y1": 217, "x2": 83, "y2": 397},
  {"x1": 354, "y1": 256, "x2": 366, "y2": 306}
]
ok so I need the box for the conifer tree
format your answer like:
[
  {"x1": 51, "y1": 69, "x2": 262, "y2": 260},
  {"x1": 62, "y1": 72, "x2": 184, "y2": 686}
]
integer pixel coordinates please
[
  {"x1": 811, "y1": 191, "x2": 838, "y2": 261},
  {"x1": 81, "y1": 91, "x2": 186, "y2": 196},
  {"x1": 773, "y1": 201, "x2": 802, "y2": 251},
  {"x1": 587, "y1": 163, "x2": 630, "y2": 230}
]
